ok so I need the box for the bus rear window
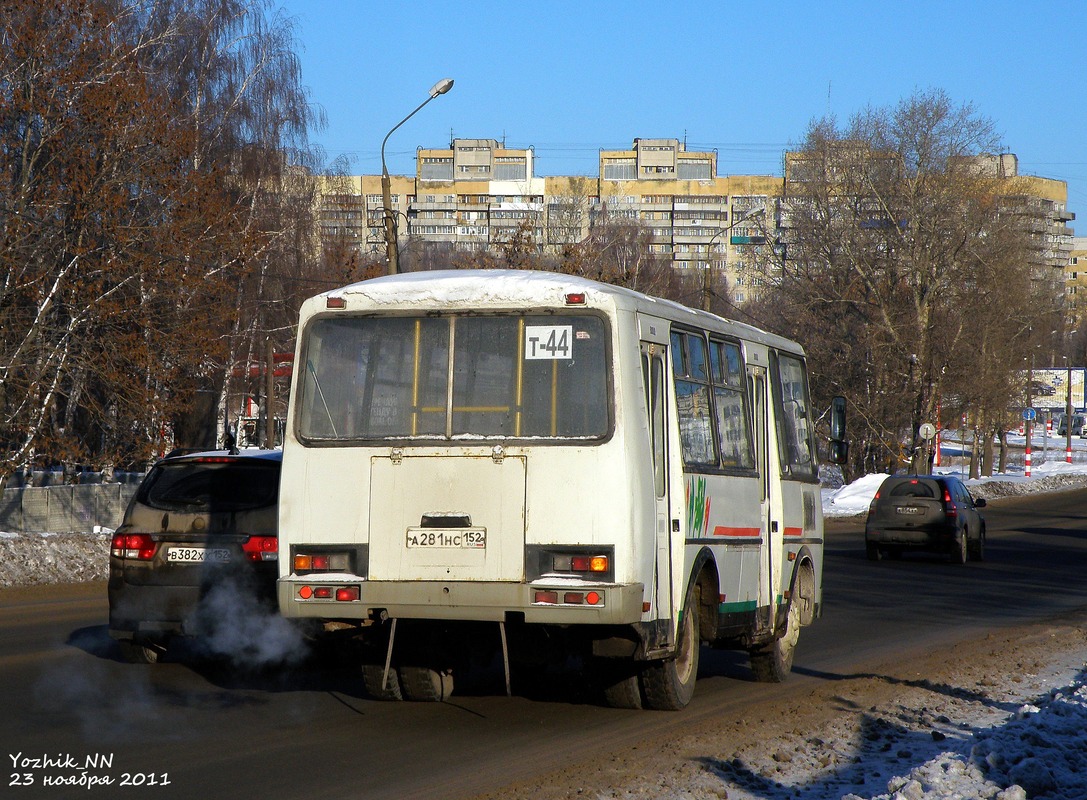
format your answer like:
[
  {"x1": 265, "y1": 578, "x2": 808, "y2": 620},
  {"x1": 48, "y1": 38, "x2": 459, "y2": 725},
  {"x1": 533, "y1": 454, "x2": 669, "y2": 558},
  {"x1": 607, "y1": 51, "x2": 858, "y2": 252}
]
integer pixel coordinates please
[{"x1": 298, "y1": 314, "x2": 610, "y2": 441}]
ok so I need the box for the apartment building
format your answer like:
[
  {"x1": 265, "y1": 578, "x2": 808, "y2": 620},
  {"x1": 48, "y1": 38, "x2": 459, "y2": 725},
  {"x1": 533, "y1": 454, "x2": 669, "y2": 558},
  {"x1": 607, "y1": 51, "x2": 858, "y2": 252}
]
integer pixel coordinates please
[
  {"x1": 1068, "y1": 237, "x2": 1087, "y2": 325},
  {"x1": 318, "y1": 137, "x2": 785, "y2": 303},
  {"x1": 317, "y1": 138, "x2": 1074, "y2": 307}
]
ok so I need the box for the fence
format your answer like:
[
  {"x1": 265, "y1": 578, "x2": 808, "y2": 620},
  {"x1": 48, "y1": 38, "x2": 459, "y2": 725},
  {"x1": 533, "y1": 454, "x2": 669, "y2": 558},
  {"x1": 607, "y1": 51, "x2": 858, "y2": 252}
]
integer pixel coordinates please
[{"x1": 0, "y1": 484, "x2": 138, "y2": 533}]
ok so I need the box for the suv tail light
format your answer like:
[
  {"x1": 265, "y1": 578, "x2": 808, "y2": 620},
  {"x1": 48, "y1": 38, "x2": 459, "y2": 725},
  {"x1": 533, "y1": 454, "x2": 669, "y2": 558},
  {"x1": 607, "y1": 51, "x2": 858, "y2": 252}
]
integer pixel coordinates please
[
  {"x1": 242, "y1": 535, "x2": 278, "y2": 562},
  {"x1": 111, "y1": 533, "x2": 156, "y2": 560},
  {"x1": 943, "y1": 488, "x2": 958, "y2": 519}
]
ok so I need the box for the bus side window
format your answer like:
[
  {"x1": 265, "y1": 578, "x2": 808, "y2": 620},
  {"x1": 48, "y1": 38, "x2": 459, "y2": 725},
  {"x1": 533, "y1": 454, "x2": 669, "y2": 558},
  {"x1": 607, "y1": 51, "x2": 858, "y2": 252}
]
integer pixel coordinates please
[
  {"x1": 671, "y1": 331, "x2": 717, "y2": 468},
  {"x1": 772, "y1": 352, "x2": 816, "y2": 477},
  {"x1": 709, "y1": 339, "x2": 755, "y2": 470},
  {"x1": 641, "y1": 348, "x2": 667, "y2": 498}
]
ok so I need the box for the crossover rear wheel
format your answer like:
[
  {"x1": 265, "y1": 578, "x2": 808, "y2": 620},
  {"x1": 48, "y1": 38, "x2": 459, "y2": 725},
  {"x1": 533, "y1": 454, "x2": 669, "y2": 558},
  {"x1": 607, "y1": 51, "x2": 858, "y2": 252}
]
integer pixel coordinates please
[{"x1": 953, "y1": 528, "x2": 969, "y2": 565}]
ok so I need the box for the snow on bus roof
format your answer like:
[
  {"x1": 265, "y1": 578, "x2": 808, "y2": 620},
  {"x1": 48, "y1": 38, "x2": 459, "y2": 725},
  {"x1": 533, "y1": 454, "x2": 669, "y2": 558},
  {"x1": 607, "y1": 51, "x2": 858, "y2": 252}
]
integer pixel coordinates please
[
  {"x1": 324, "y1": 269, "x2": 801, "y2": 352},
  {"x1": 334, "y1": 269, "x2": 631, "y2": 305}
]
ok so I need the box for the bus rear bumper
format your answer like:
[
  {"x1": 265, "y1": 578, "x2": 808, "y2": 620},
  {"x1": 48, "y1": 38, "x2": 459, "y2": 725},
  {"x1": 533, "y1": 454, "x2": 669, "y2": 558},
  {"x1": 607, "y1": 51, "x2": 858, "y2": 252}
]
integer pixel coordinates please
[{"x1": 277, "y1": 577, "x2": 646, "y2": 626}]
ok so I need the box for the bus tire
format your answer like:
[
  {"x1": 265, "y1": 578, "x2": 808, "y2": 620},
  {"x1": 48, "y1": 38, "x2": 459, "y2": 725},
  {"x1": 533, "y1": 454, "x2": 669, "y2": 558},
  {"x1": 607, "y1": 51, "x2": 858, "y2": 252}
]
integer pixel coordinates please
[
  {"x1": 641, "y1": 583, "x2": 700, "y2": 711},
  {"x1": 398, "y1": 666, "x2": 453, "y2": 702},
  {"x1": 362, "y1": 663, "x2": 404, "y2": 700},
  {"x1": 596, "y1": 660, "x2": 643, "y2": 709},
  {"x1": 750, "y1": 595, "x2": 801, "y2": 683},
  {"x1": 118, "y1": 639, "x2": 164, "y2": 665}
]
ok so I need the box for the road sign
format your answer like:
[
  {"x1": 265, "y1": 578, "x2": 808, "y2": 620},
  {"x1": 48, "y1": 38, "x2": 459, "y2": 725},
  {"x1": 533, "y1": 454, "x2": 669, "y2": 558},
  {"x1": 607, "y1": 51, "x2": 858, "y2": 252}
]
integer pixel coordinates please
[
  {"x1": 1022, "y1": 408, "x2": 1037, "y2": 421},
  {"x1": 919, "y1": 422, "x2": 937, "y2": 440}
]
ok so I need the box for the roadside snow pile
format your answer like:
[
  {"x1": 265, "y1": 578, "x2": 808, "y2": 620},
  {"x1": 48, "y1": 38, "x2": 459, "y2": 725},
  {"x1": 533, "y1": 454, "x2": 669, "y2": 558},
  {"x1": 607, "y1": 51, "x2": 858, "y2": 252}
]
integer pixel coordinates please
[
  {"x1": 970, "y1": 470, "x2": 1087, "y2": 501},
  {"x1": 964, "y1": 684, "x2": 1087, "y2": 800},
  {"x1": 0, "y1": 531, "x2": 110, "y2": 587},
  {"x1": 691, "y1": 649, "x2": 1087, "y2": 800},
  {"x1": 822, "y1": 460, "x2": 1087, "y2": 518}
]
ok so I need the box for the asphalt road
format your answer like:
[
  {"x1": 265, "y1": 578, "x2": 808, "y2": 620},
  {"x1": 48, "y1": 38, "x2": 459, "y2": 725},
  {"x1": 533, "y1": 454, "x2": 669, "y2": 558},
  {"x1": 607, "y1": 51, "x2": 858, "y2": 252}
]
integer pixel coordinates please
[{"x1": 3, "y1": 489, "x2": 1087, "y2": 800}]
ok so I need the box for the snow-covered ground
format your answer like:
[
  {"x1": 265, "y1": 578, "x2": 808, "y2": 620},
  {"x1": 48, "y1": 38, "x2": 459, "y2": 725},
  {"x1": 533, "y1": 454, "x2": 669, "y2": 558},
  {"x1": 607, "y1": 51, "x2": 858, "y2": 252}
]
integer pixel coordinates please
[
  {"x1": 4, "y1": 459, "x2": 1087, "y2": 800},
  {"x1": 704, "y1": 641, "x2": 1087, "y2": 800}
]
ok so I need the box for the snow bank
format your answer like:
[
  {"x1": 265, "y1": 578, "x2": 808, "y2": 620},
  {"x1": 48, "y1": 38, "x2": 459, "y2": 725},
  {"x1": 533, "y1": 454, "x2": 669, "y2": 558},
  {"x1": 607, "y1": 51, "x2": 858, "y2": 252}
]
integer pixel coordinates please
[
  {"x1": 822, "y1": 460, "x2": 1087, "y2": 518},
  {"x1": 0, "y1": 531, "x2": 110, "y2": 587}
]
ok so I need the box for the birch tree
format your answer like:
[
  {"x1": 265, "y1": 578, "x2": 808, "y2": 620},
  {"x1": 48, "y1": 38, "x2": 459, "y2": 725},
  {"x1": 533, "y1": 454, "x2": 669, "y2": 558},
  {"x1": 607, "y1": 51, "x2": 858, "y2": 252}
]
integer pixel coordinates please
[{"x1": 0, "y1": 0, "x2": 321, "y2": 480}]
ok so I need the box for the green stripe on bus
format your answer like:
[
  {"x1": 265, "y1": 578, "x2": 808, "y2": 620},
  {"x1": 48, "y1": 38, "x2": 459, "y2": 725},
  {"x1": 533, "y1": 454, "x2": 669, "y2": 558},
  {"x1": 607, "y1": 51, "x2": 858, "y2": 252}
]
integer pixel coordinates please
[{"x1": 718, "y1": 600, "x2": 757, "y2": 613}]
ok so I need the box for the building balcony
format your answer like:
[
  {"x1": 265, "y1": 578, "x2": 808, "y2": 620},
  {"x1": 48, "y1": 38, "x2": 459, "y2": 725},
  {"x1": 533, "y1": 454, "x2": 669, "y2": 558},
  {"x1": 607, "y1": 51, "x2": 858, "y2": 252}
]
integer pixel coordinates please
[{"x1": 412, "y1": 201, "x2": 458, "y2": 211}]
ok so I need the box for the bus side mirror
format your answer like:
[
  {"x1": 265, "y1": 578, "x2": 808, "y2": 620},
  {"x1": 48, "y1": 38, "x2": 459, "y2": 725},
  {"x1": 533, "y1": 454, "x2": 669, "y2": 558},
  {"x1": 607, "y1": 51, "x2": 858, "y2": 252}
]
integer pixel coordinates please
[
  {"x1": 828, "y1": 396, "x2": 847, "y2": 465},
  {"x1": 830, "y1": 396, "x2": 846, "y2": 441}
]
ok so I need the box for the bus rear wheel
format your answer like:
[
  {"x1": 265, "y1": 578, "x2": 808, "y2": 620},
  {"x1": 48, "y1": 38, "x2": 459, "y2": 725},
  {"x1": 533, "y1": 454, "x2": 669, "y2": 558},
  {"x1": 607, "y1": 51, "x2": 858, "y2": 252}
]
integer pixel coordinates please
[
  {"x1": 750, "y1": 596, "x2": 801, "y2": 682},
  {"x1": 398, "y1": 666, "x2": 453, "y2": 702},
  {"x1": 641, "y1": 584, "x2": 700, "y2": 711},
  {"x1": 362, "y1": 663, "x2": 404, "y2": 700},
  {"x1": 595, "y1": 659, "x2": 643, "y2": 709}
]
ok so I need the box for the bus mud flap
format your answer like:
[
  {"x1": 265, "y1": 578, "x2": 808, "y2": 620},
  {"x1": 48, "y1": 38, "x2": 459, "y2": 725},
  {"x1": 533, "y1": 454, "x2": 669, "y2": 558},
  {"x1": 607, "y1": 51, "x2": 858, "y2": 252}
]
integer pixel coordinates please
[
  {"x1": 381, "y1": 618, "x2": 398, "y2": 691},
  {"x1": 499, "y1": 621, "x2": 512, "y2": 696}
]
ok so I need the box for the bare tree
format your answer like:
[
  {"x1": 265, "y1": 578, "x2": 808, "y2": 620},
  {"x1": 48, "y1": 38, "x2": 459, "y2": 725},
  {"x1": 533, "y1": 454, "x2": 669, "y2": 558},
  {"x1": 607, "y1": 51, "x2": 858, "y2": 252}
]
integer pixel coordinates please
[
  {"x1": 0, "y1": 0, "x2": 322, "y2": 479},
  {"x1": 558, "y1": 208, "x2": 673, "y2": 295},
  {"x1": 749, "y1": 89, "x2": 1056, "y2": 476}
]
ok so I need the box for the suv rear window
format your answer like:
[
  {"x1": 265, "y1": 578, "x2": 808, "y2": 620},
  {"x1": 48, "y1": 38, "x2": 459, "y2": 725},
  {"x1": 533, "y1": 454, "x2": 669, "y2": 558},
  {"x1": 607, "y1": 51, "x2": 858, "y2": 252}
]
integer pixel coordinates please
[
  {"x1": 887, "y1": 480, "x2": 938, "y2": 499},
  {"x1": 138, "y1": 460, "x2": 280, "y2": 513}
]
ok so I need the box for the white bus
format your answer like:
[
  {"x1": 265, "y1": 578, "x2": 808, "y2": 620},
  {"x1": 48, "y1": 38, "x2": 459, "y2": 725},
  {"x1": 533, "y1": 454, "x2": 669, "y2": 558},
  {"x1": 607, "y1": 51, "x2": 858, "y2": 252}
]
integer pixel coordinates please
[{"x1": 277, "y1": 270, "x2": 845, "y2": 710}]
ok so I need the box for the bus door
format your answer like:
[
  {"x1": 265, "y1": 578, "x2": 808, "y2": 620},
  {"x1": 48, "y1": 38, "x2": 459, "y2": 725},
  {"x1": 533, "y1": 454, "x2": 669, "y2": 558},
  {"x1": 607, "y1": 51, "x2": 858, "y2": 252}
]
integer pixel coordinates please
[
  {"x1": 747, "y1": 364, "x2": 774, "y2": 631},
  {"x1": 641, "y1": 340, "x2": 673, "y2": 637}
]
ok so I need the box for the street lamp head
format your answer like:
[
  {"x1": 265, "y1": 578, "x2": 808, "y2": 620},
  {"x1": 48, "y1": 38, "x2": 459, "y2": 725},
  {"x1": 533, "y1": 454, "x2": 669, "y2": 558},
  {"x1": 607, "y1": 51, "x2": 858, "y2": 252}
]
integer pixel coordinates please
[{"x1": 429, "y1": 78, "x2": 454, "y2": 98}]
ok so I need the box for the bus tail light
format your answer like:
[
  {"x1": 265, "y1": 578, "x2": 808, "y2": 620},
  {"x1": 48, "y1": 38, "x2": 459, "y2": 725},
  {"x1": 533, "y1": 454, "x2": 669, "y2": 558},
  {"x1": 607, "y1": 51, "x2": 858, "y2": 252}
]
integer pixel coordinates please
[
  {"x1": 335, "y1": 586, "x2": 360, "y2": 602},
  {"x1": 297, "y1": 584, "x2": 360, "y2": 601},
  {"x1": 563, "y1": 591, "x2": 604, "y2": 605},
  {"x1": 111, "y1": 533, "x2": 156, "y2": 560},
  {"x1": 552, "y1": 553, "x2": 609, "y2": 574},
  {"x1": 535, "y1": 589, "x2": 605, "y2": 606},
  {"x1": 293, "y1": 551, "x2": 351, "y2": 573}
]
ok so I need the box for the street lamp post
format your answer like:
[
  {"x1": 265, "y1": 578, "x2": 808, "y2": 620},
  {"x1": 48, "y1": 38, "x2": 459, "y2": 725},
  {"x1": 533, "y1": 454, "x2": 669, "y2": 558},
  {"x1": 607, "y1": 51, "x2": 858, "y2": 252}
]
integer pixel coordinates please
[
  {"x1": 1064, "y1": 329, "x2": 1078, "y2": 464},
  {"x1": 1066, "y1": 356, "x2": 1074, "y2": 464},
  {"x1": 381, "y1": 78, "x2": 454, "y2": 276},
  {"x1": 701, "y1": 206, "x2": 766, "y2": 312}
]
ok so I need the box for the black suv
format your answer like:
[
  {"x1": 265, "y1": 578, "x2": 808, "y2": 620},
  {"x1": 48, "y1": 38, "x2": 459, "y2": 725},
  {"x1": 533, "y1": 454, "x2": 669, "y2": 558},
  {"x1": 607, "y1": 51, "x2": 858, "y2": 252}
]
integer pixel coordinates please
[
  {"x1": 108, "y1": 449, "x2": 282, "y2": 663},
  {"x1": 864, "y1": 474, "x2": 986, "y2": 564}
]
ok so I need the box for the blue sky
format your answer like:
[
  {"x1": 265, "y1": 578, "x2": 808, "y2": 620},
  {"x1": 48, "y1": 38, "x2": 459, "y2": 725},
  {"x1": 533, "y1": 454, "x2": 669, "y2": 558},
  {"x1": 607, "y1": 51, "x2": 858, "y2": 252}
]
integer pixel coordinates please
[{"x1": 274, "y1": 1, "x2": 1087, "y2": 222}]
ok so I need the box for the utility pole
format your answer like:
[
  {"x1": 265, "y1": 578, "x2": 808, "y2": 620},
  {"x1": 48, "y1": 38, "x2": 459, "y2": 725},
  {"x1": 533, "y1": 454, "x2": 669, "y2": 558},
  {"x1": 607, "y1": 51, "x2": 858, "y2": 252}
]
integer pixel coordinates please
[{"x1": 265, "y1": 337, "x2": 275, "y2": 448}]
